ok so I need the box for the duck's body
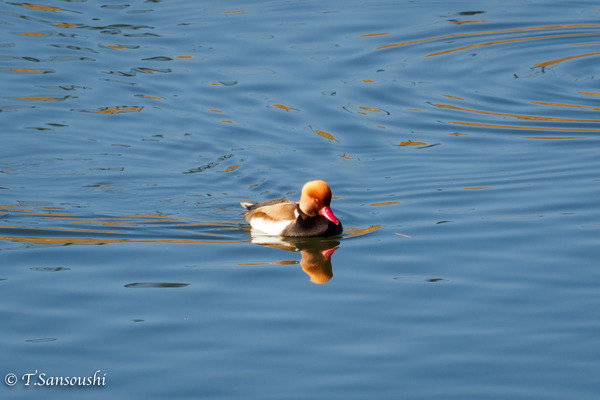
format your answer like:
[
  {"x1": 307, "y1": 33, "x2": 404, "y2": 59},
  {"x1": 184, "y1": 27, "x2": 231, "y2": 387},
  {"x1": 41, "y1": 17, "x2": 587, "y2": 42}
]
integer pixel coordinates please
[{"x1": 241, "y1": 180, "x2": 343, "y2": 237}]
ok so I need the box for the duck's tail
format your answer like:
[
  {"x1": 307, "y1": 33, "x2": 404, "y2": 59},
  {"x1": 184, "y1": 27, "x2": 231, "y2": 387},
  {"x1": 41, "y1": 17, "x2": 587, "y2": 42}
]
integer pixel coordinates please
[{"x1": 240, "y1": 202, "x2": 254, "y2": 210}]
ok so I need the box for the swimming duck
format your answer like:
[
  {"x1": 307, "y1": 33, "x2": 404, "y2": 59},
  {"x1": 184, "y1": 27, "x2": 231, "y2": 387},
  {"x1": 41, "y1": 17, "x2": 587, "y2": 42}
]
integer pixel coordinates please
[{"x1": 241, "y1": 180, "x2": 343, "y2": 237}]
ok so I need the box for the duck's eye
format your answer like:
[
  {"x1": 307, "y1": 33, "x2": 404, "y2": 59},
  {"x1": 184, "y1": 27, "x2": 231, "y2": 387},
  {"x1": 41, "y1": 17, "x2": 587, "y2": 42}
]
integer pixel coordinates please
[{"x1": 315, "y1": 198, "x2": 320, "y2": 203}]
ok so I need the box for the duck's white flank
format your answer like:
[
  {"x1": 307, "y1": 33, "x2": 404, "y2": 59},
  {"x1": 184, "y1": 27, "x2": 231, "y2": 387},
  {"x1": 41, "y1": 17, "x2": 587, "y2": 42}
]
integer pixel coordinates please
[{"x1": 249, "y1": 218, "x2": 293, "y2": 236}]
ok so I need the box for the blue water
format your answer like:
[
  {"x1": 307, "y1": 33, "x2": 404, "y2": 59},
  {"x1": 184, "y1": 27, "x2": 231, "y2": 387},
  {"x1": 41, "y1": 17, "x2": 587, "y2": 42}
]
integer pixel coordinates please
[{"x1": 1, "y1": 0, "x2": 600, "y2": 399}]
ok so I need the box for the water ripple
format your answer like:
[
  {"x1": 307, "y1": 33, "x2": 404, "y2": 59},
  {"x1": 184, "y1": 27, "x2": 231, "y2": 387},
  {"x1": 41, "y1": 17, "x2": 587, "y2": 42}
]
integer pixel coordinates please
[{"x1": 0, "y1": 204, "x2": 245, "y2": 246}]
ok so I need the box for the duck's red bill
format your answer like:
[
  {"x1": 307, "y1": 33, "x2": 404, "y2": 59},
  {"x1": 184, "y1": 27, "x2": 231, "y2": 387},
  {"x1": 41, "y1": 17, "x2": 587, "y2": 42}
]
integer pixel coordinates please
[
  {"x1": 321, "y1": 247, "x2": 338, "y2": 260},
  {"x1": 320, "y1": 206, "x2": 340, "y2": 225}
]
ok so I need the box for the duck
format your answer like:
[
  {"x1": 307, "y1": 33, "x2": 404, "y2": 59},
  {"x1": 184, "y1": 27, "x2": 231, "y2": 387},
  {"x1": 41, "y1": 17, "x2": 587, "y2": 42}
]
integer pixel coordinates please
[{"x1": 241, "y1": 180, "x2": 343, "y2": 237}]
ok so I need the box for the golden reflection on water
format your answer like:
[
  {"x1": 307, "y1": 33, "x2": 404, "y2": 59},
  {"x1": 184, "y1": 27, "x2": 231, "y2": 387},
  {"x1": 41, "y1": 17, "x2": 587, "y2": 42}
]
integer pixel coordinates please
[
  {"x1": 433, "y1": 95, "x2": 600, "y2": 135},
  {"x1": 435, "y1": 103, "x2": 600, "y2": 123},
  {"x1": 92, "y1": 106, "x2": 143, "y2": 114},
  {"x1": 0, "y1": 237, "x2": 243, "y2": 245},
  {"x1": 394, "y1": 233, "x2": 412, "y2": 238},
  {"x1": 54, "y1": 22, "x2": 77, "y2": 28},
  {"x1": 532, "y1": 101, "x2": 600, "y2": 112},
  {"x1": 400, "y1": 140, "x2": 428, "y2": 146},
  {"x1": 443, "y1": 94, "x2": 464, "y2": 101},
  {"x1": 0, "y1": 225, "x2": 119, "y2": 234},
  {"x1": 369, "y1": 201, "x2": 401, "y2": 207},
  {"x1": 344, "y1": 225, "x2": 381, "y2": 238},
  {"x1": 142, "y1": 95, "x2": 162, "y2": 101},
  {"x1": 314, "y1": 129, "x2": 335, "y2": 141},
  {"x1": 22, "y1": 3, "x2": 61, "y2": 12},
  {"x1": 0, "y1": 205, "x2": 244, "y2": 245},
  {"x1": 359, "y1": 106, "x2": 381, "y2": 112},
  {"x1": 448, "y1": 121, "x2": 600, "y2": 132},
  {"x1": 375, "y1": 24, "x2": 600, "y2": 50},
  {"x1": 272, "y1": 104, "x2": 293, "y2": 111},
  {"x1": 359, "y1": 32, "x2": 390, "y2": 37},
  {"x1": 448, "y1": 20, "x2": 488, "y2": 25},
  {"x1": 221, "y1": 165, "x2": 239, "y2": 172},
  {"x1": 424, "y1": 33, "x2": 600, "y2": 58},
  {"x1": 524, "y1": 136, "x2": 585, "y2": 140},
  {"x1": 536, "y1": 51, "x2": 600, "y2": 67},
  {"x1": 11, "y1": 68, "x2": 47, "y2": 73},
  {"x1": 18, "y1": 97, "x2": 58, "y2": 101}
]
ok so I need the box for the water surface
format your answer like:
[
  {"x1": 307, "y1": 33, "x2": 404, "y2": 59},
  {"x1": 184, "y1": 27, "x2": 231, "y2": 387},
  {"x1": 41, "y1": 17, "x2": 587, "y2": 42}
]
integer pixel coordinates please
[{"x1": 1, "y1": 1, "x2": 599, "y2": 399}]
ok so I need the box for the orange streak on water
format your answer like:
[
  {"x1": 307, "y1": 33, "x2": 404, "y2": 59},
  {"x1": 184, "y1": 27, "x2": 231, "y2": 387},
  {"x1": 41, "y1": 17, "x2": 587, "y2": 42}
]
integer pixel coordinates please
[
  {"x1": 0, "y1": 225, "x2": 119, "y2": 234},
  {"x1": 400, "y1": 141, "x2": 427, "y2": 146},
  {"x1": 448, "y1": 20, "x2": 488, "y2": 25},
  {"x1": 369, "y1": 201, "x2": 401, "y2": 206},
  {"x1": 92, "y1": 107, "x2": 142, "y2": 114},
  {"x1": 315, "y1": 130, "x2": 335, "y2": 141},
  {"x1": 345, "y1": 225, "x2": 382, "y2": 238},
  {"x1": 443, "y1": 94, "x2": 464, "y2": 100},
  {"x1": 523, "y1": 137, "x2": 585, "y2": 140},
  {"x1": 359, "y1": 106, "x2": 381, "y2": 112},
  {"x1": 221, "y1": 165, "x2": 239, "y2": 173},
  {"x1": 18, "y1": 97, "x2": 57, "y2": 101},
  {"x1": 22, "y1": 3, "x2": 61, "y2": 12},
  {"x1": 359, "y1": 32, "x2": 390, "y2": 37},
  {"x1": 536, "y1": 51, "x2": 600, "y2": 67},
  {"x1": 394, "y1": 233, "x2": 412, "y2": 238},
  {"x1": 11, "y1": 68, "x2": 46, "y2": 73},
  {"x1": 273, "y1": 104, "x2": 293, "y2": 111},
  {"x1": 435, "y1": 103, "x2": 600, "y2": 122},
  {"x1": 425, "y1": 33, "x2": 600, "y2": 57},
  {"x1": 0, "y1": 207, "x2": 242, "y2": 247},
  {"x1": 0, "y1": 237, "x2": 245, "y2": 245},
  {"x1": 577, "y1": 91, "x2": 600, "y2": 97},
  {"x1": 9, "y1": 211, "x2": 75, "y2": 216},
  {"x1": 448, "y1": 121, "x2": 600, "y2": 132},
  {"x1": 532, "y1": 101, "x2": 600, "y2": 111},
  {"x1": 377, "y1": 24, "x2": 600, "y2": 50}
]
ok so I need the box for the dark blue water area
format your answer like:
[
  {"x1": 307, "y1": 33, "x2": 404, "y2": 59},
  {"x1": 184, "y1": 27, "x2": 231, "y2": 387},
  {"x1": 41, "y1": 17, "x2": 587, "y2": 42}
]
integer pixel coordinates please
[{"x1": 1, "y1": 0, "x2": 600, "y2": 399}]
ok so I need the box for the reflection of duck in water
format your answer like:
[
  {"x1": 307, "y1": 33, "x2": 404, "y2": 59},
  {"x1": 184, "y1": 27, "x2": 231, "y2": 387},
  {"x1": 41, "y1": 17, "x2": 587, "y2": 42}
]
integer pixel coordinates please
[
  {"x1": 299, "y1": 243, "x2": 337, "y2": 284},
  {"x1": 241, "y1": 180, "x2": 342, "y2": 237},
  {"x1": 249, "y1": 235, "x2": 340, "y2": 284}
]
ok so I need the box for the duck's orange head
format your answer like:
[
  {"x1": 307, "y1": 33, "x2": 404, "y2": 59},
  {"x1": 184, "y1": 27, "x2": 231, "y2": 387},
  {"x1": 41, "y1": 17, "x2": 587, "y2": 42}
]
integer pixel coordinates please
[{"x1": 299, "y1": 180, "x2": 340, "y2": 225}]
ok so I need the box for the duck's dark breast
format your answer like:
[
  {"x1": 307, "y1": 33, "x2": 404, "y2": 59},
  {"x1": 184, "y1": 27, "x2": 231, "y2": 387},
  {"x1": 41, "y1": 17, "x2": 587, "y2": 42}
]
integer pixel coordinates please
[{"x1": 282, "y1": 216, "x2": 343, "y2": 237}]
